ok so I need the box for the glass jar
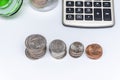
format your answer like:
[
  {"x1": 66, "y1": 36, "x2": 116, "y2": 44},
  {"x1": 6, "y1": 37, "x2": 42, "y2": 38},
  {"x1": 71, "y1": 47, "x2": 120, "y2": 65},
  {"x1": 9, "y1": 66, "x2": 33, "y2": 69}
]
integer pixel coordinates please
[{"x1": 0, "y1": 0, "x2": 23, "y2": 16}]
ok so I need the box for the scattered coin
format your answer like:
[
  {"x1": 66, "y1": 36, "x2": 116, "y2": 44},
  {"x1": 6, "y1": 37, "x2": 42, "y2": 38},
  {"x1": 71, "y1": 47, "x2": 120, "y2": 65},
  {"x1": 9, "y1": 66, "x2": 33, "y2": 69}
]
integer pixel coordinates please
[
  {"x1": 69, "y1": 42, "x2": 84, "y2": 58},
  {"x1": 86, "y1": 43, "x2": 103, "y2": 60}
]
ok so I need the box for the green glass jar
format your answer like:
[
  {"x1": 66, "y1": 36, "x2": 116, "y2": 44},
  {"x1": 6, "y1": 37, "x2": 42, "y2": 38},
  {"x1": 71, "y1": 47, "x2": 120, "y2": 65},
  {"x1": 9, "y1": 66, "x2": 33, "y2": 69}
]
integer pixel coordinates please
[{"x1": 0, "y1": 0, "x2": 23, "y2": 16}]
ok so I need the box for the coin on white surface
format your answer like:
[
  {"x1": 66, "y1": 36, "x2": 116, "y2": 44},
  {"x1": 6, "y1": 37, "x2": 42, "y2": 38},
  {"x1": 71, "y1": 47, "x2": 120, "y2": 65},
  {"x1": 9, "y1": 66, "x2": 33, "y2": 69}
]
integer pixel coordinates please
[
  {"x1": 69, "y1": 42, "x2": 84, "y2": 58},
  {"x1": 25, "y1": 34, "x2": 47, "y2": 60},
  {"x1": 86, "y1": 43, "x2": 103, "y2": 60},
  {"x1": 49, "y1": 39, "x2": 67, "y2": 59}
]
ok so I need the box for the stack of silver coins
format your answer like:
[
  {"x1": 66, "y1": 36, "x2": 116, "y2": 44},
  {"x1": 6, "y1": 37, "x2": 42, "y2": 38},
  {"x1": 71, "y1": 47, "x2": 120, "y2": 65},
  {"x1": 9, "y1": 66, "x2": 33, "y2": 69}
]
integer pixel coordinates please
[
  {"x1": 69, "y1": 42, "x2": 84, "y2": 58},
  {"x1": 49, "y1": 39, "x2": 67, "y2": 59},
  {"x1": 25, "y1": 34, "x2": 47, "y2": 60}
]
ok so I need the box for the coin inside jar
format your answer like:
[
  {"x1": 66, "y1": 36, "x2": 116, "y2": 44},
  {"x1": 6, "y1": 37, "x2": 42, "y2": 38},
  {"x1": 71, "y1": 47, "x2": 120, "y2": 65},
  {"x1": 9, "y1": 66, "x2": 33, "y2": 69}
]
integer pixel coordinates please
[
  {"x1": 49, "y1": 39, "x2": 67, "y2": 59},
  {"x1": 86, "y1": 44, "x2": 103, "y2": 60},
  {"x1": 69, "y1": 42, "x2": 84, "y2": 58},
  {"x1": 30, "y1": 0, "x2": 58, "y2": 12},
  {"x1": 25, "y1": 34, "x2": 47, "y2": 60},
  {"x1": 30, "y1": 0, "x2": 48, "y2": 8}
]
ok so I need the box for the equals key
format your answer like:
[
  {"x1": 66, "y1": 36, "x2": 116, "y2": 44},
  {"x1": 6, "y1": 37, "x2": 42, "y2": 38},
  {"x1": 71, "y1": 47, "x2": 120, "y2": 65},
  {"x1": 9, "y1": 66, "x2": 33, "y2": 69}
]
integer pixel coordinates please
[{"x1": 103, "y1": 9, "x2": 112, "y2": 21}]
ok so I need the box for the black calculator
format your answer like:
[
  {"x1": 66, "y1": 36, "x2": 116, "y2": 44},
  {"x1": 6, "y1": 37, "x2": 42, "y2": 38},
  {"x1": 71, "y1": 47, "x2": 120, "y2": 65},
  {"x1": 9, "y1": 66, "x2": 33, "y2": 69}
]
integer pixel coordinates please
[{"x1": 62, "y1": 0, "x2": 115, "y2": 28}]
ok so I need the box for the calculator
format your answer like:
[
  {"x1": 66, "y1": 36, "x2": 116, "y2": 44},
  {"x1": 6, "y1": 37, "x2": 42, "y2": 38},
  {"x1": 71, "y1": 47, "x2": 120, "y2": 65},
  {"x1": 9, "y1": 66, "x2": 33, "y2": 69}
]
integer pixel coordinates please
[{"x1": 62, "y1": 0, "x2": 115, "y2": 28}]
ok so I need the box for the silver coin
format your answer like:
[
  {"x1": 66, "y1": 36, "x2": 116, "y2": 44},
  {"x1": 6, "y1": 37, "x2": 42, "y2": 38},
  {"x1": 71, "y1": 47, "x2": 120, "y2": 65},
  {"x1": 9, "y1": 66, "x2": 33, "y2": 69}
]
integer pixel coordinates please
[
  {"x1": 25, "y1": 34, "x2": 47, "y2": 60},
  {"x1": 25, "y1": 48, "x2": 46, "y2": 60},
  {"x1": 69, "y1": 42, "x2": 84, "y2": 58},
  {"x1": 49, "y1": 39, "x2": 67, "y2": 59},
  {"x1": 25, "y1": 34, "x2": 46, "y2": 50}
]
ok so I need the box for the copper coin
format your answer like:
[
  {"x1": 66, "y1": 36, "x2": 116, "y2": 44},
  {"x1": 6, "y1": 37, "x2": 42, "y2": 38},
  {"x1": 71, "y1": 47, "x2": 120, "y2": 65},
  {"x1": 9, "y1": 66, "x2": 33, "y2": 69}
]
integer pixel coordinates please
[
  {"x1": 86, "y1": 44, "x2": 103, "y2": 60},
  {"x1": 69, "y1": 42, "x2": 84, "y2": 58}
]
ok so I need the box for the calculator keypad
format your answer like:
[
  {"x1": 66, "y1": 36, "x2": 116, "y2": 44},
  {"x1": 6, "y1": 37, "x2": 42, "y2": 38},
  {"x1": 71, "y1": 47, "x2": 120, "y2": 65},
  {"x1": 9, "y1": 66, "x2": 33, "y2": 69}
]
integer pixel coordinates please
[{"x1": 65, "y1": 0, "x2": 112, "y2": 21}]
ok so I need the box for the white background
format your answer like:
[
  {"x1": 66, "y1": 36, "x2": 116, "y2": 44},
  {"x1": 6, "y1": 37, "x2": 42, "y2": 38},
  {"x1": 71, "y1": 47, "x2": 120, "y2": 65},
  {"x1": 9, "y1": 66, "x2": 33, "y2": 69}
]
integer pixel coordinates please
[{"x1": 0, "y1": 0, "x2": 120, "y2": 80}]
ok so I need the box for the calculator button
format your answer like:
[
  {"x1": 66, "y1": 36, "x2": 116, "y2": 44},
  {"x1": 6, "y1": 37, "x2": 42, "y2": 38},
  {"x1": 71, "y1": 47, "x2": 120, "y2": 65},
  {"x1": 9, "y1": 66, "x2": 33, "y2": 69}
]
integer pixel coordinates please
[
  {"x1": 76, "y1": 15, "x2": 83, "y2": 20},
  {"x1": 66, "y1": 1, "x2": 74, "y2": 7},
  {"x1": 85, "y1": 8, "x2": 92, "y2": 13},
  {"x1": 94, "y1": 9, "x2": 102, "y2": 20},
  {"x1": 103, "y1": 0, "x2": 110, "y2": 1},
  {"x1": 103, "y1": 2, "x2": 111, "y2": 7},
  {"x1": 85, "y1": 15, "x2": 93, "y2": 20},
  {"x1": 94, "y1": 2, "x2": 101, "y2": 7},
  {"x1": 75, "y1": 1, "x2": 83, "y2": 7},
  {"x1": 76, "y1": 8, "x2": 83, "y2": 13},
  {"x1": 85, "y1": 2, "x2": 92, "y2": 7},
  {"x1": 103, "y1": 9, "x2": 111, "y2": 21},
  {"x1": 66, "y1": 15, "x2": 74, "y2": 20},
  {"x1": 66, "y1": 8, "x2": 74, "y2": 13}
]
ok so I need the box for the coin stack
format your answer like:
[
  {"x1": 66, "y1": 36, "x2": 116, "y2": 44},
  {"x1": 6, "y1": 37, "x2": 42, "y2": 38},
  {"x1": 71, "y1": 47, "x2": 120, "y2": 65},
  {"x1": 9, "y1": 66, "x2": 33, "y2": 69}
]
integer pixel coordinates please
[
  {"x1": 25, "y1": 34, "x2": 47, "y2": 60},
  {"x1": 49, "y1": 39, "x2": 67, "y2": 59},
  {"x1": 69, "y1": 42, "x2": 84, "y2": 58}
]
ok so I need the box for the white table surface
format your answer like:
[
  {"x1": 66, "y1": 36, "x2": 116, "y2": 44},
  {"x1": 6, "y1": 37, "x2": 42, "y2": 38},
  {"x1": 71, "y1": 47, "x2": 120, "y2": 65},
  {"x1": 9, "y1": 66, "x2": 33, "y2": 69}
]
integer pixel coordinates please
[{"x1": 0, "y1": 0, "x2": 120, "y2": 80}]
